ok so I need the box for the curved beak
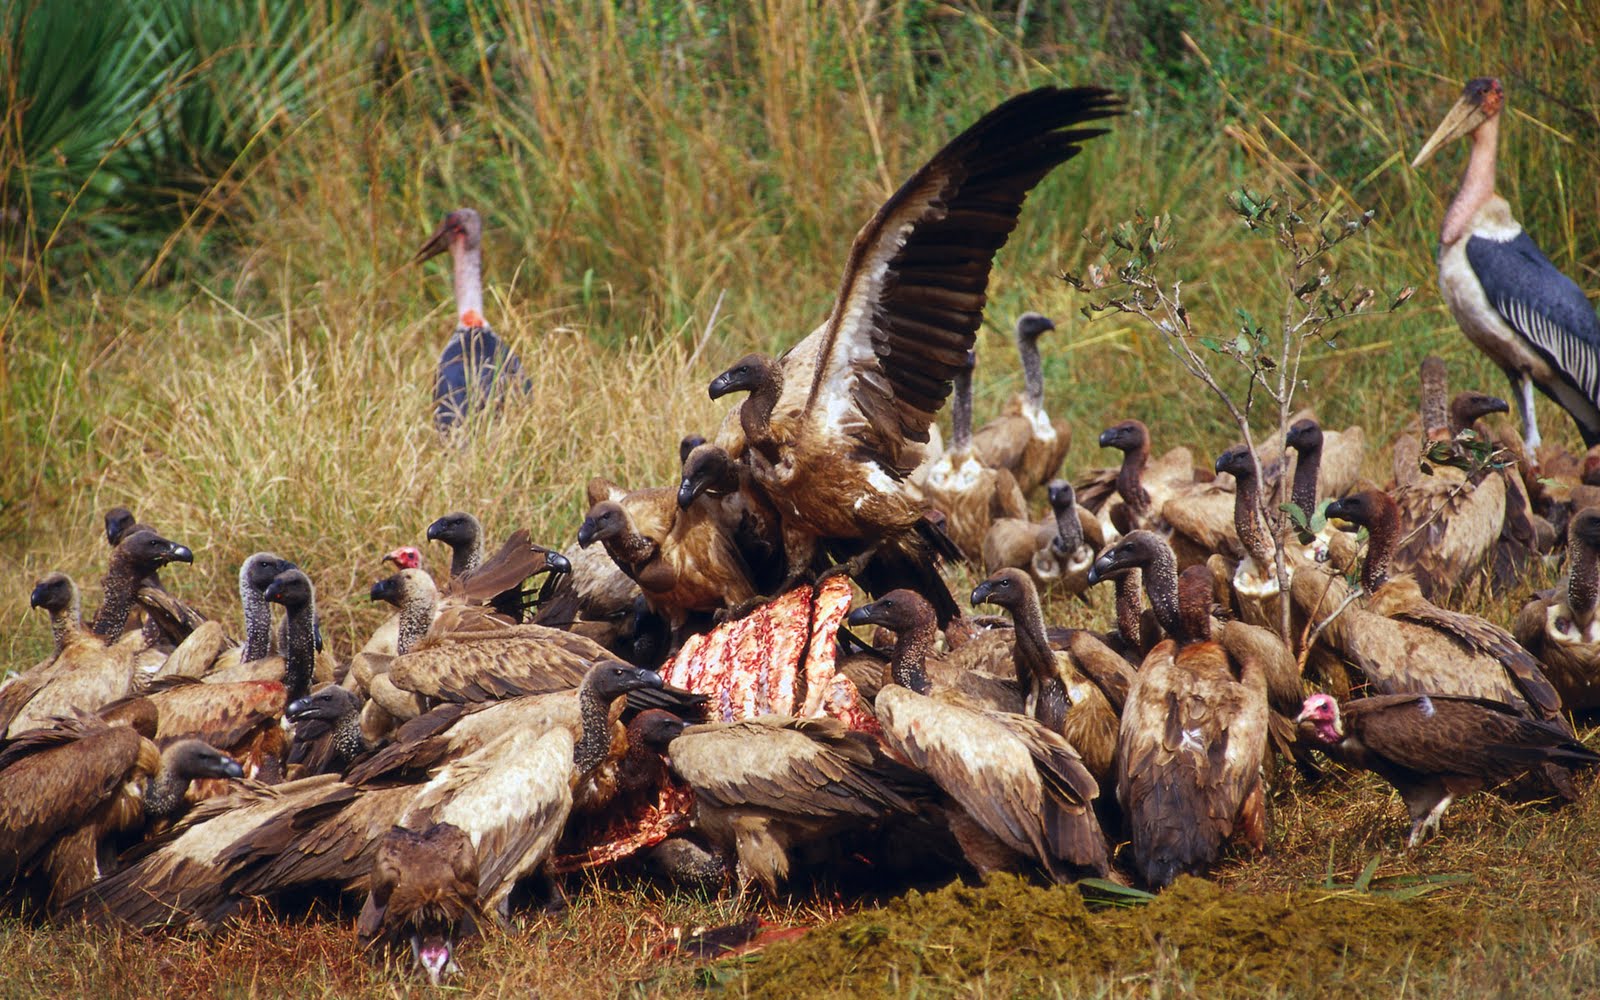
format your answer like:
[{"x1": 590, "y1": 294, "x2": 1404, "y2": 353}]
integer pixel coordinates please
[
  {"x1": 1086, "y1": 552, "x2": 1119, "y2": 586},
  {"x1": 1097, "y1": 429, "x2": 1116, "y2": 448},
  {"x1": 635, "y1": 668, "x2": 665, "y2": 690},
  {"x1": 1324, "y1": 499, "x2": 1355, "y2": 527},
  {"x1": 1412, "y1": 96, "x2": 1489, "y2": 168},
  {"x1": 219, "y1": 755, "x2": 246, "y2": 779},
  {"x1": 414, "y1": 221, "x2": 452, "y2": 264},
  {"x1": 168, "y1": 543, "x2": 194, "y2": 564},
  {"x1": 707, "y1": 368, "x2": 740, "y2": 400},
  {"x1": 844, "y1": 605, "x2": 877, "y2": 629},
  {"x1": 676, "y1": 476, "x2": 702, "y2": 510},
  {"x1": 28, "y1": 584, "x2": 48, "y2": 609},
  {"x1": 285, "y1": 695, "x2": 313, "y2": 719},
  {"x1": 576, "y1": 518, "x2": 599, "y2": 548},
  {"x1": 969, "y1": 581, "x2": 995, "y2": 607},
  {"x1": 370, "y1": 576, "x2": 401, "y2": 603}
]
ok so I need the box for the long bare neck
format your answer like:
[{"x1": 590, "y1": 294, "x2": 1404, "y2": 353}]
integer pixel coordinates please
[
  {"x1": 47, "y1": 596, "x2": 82, "y2": 654},
  {"x1": 1362, "y1": 510, "x2": 1397, "y2": 592},
  {"x1": 1290, "y1": 441, "x2": 1321, "y2": 521},
  {"x1": 1052, "y1": 503, "x2": 1083, "y2": 555},
  {"x1": 452, "y1": 241, "x2": 484, "y2": 325},
  {"x1": 574, "y1": 684, "x2": 615, "y2": 775},
  {"x1": 889, "y1": 616, "x2": 936, "y2": 695},
  {"x1": 1009, "y1": 589, "x2": 1055, "y2": 686},
  {"x1": 606, "y1": 519, "x2": 657, "y2": 569},
  {"x1": 280, "y1": 600, "x2": 317, "y2": 703},
  {"x1": 739, "y1": 375, "x2": 780, "y2": 451},
  {"x1": 1141, "y1": 548, "x2": 1181, "y2": 639},
  {"x1": 1018, "y1": 334, "x2": 1045, "y2": 410},
  {"x1": 144, "y1": 758, "x2": 196, "y2": 821},
  {"x1": 240, "y1": 581, "x2": 273, "y2": 662},
  {"x1": 452, "y1": 537, "x2": 483, "y2": 577},
  {"x1": 1420, "y1": 361, "x2": 1450, "y2": 442},
  {"x1": 1232, "y1": 468, "x2": 1272, "y2": 565},
  {"x1": 1117, "y1": 446, "x2": 1151, "y2": 514},
  {"x1": 90, "y1": 561, "x2": 141, "y2": 641},
  {"x1": 1569, "y1": 534, "x2": 1599, "y2": 625},
  {"x1": 1115, "y1": 570, "x2": 1144, "y2": 649},
  {"x1": 950, "y1": 369, "x2": 974, "y2": 453},
  {"x1": 396, "y1": 590, "x2": 437, "y2": 655},
  {"x1": 1441, "y1": 117, "x2": 1498, "y2": 247}
]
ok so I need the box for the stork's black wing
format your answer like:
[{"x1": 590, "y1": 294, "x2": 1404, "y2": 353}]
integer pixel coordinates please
[{"x1": 1467, "y1": 231, "x2": 1600, "y2": 444}]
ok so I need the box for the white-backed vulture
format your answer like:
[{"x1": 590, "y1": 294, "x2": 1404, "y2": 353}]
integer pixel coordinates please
[
  {"x1": 704, "y1": 87, "x2": 1121, "y2": 625},
  {"x1": 357, "y1": 822, "x2": 485, "y2": 986},
  {"x1": 645, "y1": 711, "x2": 928, "y2": 896},
  {"x1": 285, "y1": 684, "x2": 381, "y2": 778},
  {"x1": 1297, "y1": 692, "x2": 1598, "y2": 845},
  {"x1": 426, "y1": 513, "x2": 569, "y2": 622},
  {"x1": 1113, "y1": 565, "x2": 1269, "y2": 889},
  {"x1": 676, "y1": 440, "x2": 788, "y2": 595},
  {"x1": 1282, "y1": 417, "x2": 1366, "y2": 522},
  {"x1": 0, "y1": 717, "x2": 241, "y2": 908},
  {"x1": 1088, "y1": 419, "x2": 1205, "y2": 545},
  {"x1": 846, "y1": 590, "x2": 1110, "y2": 882},
  {"x1": 981, "y1": 480, "x2": 1102, "y2": 597},
  {"x1": 919, "y1": 351, "x2": 1028, "y2": 563},
  {"x1": 970, "y1": 569, "x2": 1125, "y2": 784},
  {"x1": 260, "y1": 568, "x2": 320, "y2": 704},
  {"x1": 89, "y1": 529, "x2": 194, "y2": 643},
  {"x1": 151, "y1": 552, "x2": 296, "y2": 686},
  {"x1": 1317, "y1": 490, "x2": 1562, "y2": 724},
  {"x1": 1515, "y1": 508, "x2": 1600, "y2": 711},
  {"x1": 971, "y1": 313, "x2": 1072, "y2": 495}
]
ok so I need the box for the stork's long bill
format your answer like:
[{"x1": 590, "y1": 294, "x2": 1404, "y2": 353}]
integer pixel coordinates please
[{"x1": 1412, "y1": 80, "x2": 1501, "y2": 168}]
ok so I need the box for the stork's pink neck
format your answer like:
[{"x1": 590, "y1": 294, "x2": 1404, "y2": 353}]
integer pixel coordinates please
[
  {"x1": 451, "y1": 237, "x2": 485, "y2": 327},
  {"x1": 1440, "y1": 116, "x2": 1498, "y2": 247}
]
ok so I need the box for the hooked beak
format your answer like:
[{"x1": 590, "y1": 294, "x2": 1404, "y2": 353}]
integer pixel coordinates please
[
  {"x1": 969, "y1": 581, "x2": 995, "y2": 607},
  {"x1": 707, "y1": 370, "x2": 736, "y2": 400},
  {"x1": 677, "y1": 476, "x2": 702, "y2": 510},
  {"x1": 1412, "y1": 96, "x2": 1490, "y2": 168},
  {"x1": 218, "y1": 755, "x2": 246, "y2": 779},
  {"x1": 1086, "y1": 552, "x2": 1120, "y2": 586},
  {"x1": 844, "y1": 605, "x2": 878, "y2": 629},
  {"x1": 370, "y1": 576, "x2": 401, "y2": 603},
  {"x1": 576, "y1": 518, "x2": 599, "y2": 548},
  {"x1": 1097, "y1": 429, "x2": 1116, "y2": 448},
  {"x1": 414, "y1": 220, "x2": 452, "y2": 264},
  {"x1": 167, "y1": 544, "x2": 194, "y2": 564},
  {"x1": 285, "y1": 695, "x2": 313, "y2": 719}
]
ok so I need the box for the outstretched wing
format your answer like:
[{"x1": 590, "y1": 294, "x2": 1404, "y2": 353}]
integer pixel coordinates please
[{"x1": 803, "y1": 86, "x2": 1121, "y2": 474}]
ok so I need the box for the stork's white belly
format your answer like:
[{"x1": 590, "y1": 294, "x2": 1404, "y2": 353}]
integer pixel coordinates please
[{"x1": 1438, "y1": 208, "x2": 1557, "y2": 385}]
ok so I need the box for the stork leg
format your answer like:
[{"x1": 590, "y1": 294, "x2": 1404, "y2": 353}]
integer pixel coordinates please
[{"x1": 1512, "y1": 370, "x2": 1542, "y2": 456}]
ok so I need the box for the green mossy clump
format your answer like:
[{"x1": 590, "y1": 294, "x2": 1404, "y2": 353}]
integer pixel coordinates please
[{"x1": 725, "y1": 874, "x2": 1476, "y2": 998}]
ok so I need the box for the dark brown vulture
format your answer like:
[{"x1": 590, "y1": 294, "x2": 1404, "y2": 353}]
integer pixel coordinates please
[
  {"x1": 89, "y1": 528, "x2": 194, "y2": 643},
  {"x1": 357, "y1": 822, "x2": 485, "y2": 986},
  {"x1": 847, "y1": 590, "x2": 1109, "y2": 882},
  {"x1": 1515, "y1": 507, "x2": 1600, "y2": 711},
  {"x1": 705, "y1": 86, "x2": 1121, "y2": 624},
  {"x1": 1296, "y1": 691, "x2": 1599, "y2": 845}
]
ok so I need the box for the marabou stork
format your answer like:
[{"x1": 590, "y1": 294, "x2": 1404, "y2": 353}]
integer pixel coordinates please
[
  {"x1": 1412, "y1": 77, "x2": 1600, "y2": 455},
  {"x1": 415, "y1": 208, "x2": 531, "y2": 431}
]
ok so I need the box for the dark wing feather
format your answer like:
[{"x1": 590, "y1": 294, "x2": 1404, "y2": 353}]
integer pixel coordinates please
[
  {"x1": 1391, "y1": 604, "x2": 1564, "y2": 723},
  {"x1": 1467, "y1": 232, "x2": 1600, "y2": 444},
  {"x1": 803, "y1": 87, "x2": 1121, "y2": 473},
  {"x1": 1346, "y1": 693, "x2": 1597, "y2": 781}
]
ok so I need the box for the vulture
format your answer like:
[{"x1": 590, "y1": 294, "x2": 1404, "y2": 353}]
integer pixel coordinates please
[
  {"x1": 970, "y1": 312, "x2": 1072, "y2": 495},
  {"x1": 970, "y1": 568, "x2": 1126, "y2": 783},
  {"x1": 676, "y1": 440, "x2": 787, "y2": 595},
  {"x1": 4, "y1": 574, "x2": 159, "y2": 738},
  {"x1": 115, "y1": 678, "x2": 289, "y2": 783},
  {"x1": 372, "y1": 568, "x2": 609, "y2": 706},
  {"x1": 981, "y1": 479, "x2": 1102, "y2": 595},
  {"x1": 847, "y1": 590, "x2": 1110, "y2": 882},
  {"x1": 0, "y1": 716, "x2": 242, "y2": 908},
  {"x1": 1297, "y1": 692, "x2": 1599, "y2": 845},
  {"x1": 578, "y1": 479, "x2": 758, "y2": 630},
  {"x1": 1312, "y1": 490, "x2": 1563, "y2": 722},
  {"x1": 1283, "y1": 417, "x2": 1366, "y2": 523},
  {"x1": 1515, "y1": 508, "x2": 1600, "y2": 711},
  {"x1": 1086, "y1": 419, "x2": 1205, "y2": 544},
  {"x1": 918, "y1": 350, "x2": 1028, "y2": 563},
  {"x1": 1412, "y1": 76, "x2": 1600, "y2": 455},
  {"x1": 285, "y1": 684, "x2": 380, "y2": 777},
  {"x1": 357, "y1": 822, "x2": 485, "y2": 987},
  {"x1": 415, "y1": 207, "x2": 530, "y2": 430},
  {"x1": 1112, "y1": 565, "x2": 1270, "y2": 889},
  {"x1": 642, "y1": 712, "x2": 929, "y2": 896},
  {"x1": 425, "y1": 513, "x2": 569, "y2": 622},
  {"x1": 704, "y1": 85, "x2": 1121, "y2": 624},
  {"x1": 261, "y1": 568, "x2": 321, "y2": 704},
  {"x1": 154, "y1": 552, "x2": 295, "y2": 683},
  {"x1": 88, "y1": 528, "x2": 194, "y2": 643}
]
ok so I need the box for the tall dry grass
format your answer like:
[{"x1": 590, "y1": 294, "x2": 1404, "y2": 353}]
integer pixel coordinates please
[{"x1": 1, "y1": 0, "x2": 1597, "y2": 670}]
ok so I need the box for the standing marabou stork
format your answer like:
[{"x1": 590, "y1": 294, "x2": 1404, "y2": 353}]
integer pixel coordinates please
[
  {"x1": 1412, "y1": 77, "x2": 1600, "y2": 456},
  {"x1": 415, "y1": 207, "x2": 531, "y2": 431}
]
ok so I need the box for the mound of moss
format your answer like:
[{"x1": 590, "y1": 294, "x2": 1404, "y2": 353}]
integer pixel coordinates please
[{"x1": 723, "y1": 874, "x2": 1475, "y2": 997}]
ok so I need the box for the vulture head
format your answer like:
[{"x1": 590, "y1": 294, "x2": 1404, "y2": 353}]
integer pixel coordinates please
[
  {"x1": 577, "y1": 501, "x2": 629, "y2": 548},
  {"x1": 1047, "y1": 479, "x2": 1077, "y2": 513},
  {"x1": 103, "y1": 507, "x2": 137, "y2": 546},
  {"x1": 707, "y1": 353, "x2": 779, "y2": 401},
  {"x1": 371, "y1": 568, "x2": 436, "y2": 608},
  {"x1": 846, "y1": 589, "x2": 934, "y2": 634},
  {"x1": 1285, "y1": 418, "x2": 1323, "y2": 454},
  {"x1": 414, "y1": 207, "x2": 482, "y2": 263},
  {"x1": 677, "y1": 443, "x2": 737, "y2": 510},
  {"x1": 165, "y1": 739, "x2": 247, "y2": 781},
  {"x1": 582, "y1": 660, "x2": 666, "y2": 702},
  {"x1": 1412, "y1": 77, "x2": 1503, "y2": 169},
  {"x1": 263, "y1": 568, "x2": 315, "y2": 612},
  {"x1": 286, "y1": 684, "x2": 362, "y2": 725},
  {"x1": 1324, "y1": 490, "x2": 1398, "y2": 534},
  {"x1": 678, "y1": 434, "x2": 707, "y2": 466},
  {"x1": 628, "y1": 708, "x2": 691, "y2": 753},
  {"x1": 29, "y1": 572, "x2": 78, "y2": 614},
  {"x1": 1572, "y1": 509, "x2": 1600, "y2": 552},
  {"x1": 1097, "y1": 419, "x2": 1149, "y2": 454},
  {"x1": 1015, "y1": 311, "x2": 1056, "y2": 341},
  {"x1": 1087, "y1": 530, "x2": 1169, "y2": 586},
  {"x1": 970, "y1": 567, "x2": 1037, "y2": 614},
  {"x1": 1295, "y1": 692, "x2": 1344, "y2": 745},
  {"x1": 426, "y1": 512, "x2": 482, "y2": 552},
  {"x1": 1213, "y1": 444, "x2": 1255, "y2": 481},
  {"x1": 1448, "y1": 391, "x2": 1509, "y2": 435},
  {"x1": 382, "y1": 546, "x2": 423, "y2": 571},
  {"x1": 358, "y1": 823, "x2": 482, "y2": 987},
  {"x1": 240, "y1": 552, "x2": 296, "y2": 595},
  {"x1": 115, "y1": 529, "x2": 194, "y2": 574}
]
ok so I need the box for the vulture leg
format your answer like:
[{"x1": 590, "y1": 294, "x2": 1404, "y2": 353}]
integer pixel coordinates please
[{"x1": 1399, "y1": 779, "x2": 1453, "y2": 847}]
